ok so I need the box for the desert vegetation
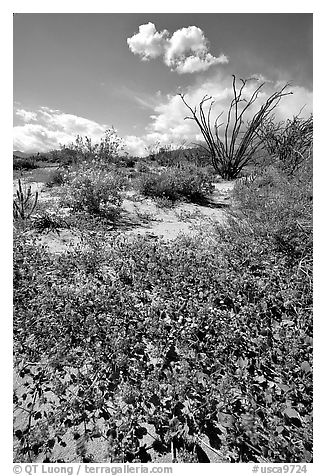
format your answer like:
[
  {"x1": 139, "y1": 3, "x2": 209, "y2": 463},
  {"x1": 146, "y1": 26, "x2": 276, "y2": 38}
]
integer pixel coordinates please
[
  {"x1": 13, "y1": 84, "x2": 313, "y2": 464},
  {"x1": 180, "y1": 76, "x2": 293, "y2": 179}
]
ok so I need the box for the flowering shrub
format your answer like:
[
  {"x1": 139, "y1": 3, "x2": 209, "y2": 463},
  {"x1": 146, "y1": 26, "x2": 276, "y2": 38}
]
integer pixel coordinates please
[
  {"x1": 137, "y1": 164, "x2": 214, "y2": 203},
  {"x1": 59, "y1": 165, "x2": 123, "y2": 217},
  {"x1": 231, "y1": 164, "x2": 312, "y2": 263},
  {"x1": 45, "y1": 168, "x2": 66, "y2": 188}
]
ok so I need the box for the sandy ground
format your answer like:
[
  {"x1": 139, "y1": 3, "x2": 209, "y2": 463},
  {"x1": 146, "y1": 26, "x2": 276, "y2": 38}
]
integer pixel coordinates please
[{"x1": 14, "y1": 179, "x2": 234, "y2": 253}]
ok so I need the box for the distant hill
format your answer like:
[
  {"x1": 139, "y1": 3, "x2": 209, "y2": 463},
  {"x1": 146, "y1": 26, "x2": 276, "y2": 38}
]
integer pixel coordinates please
[{"x1": 13, "y1": 150, "x2": 30, "y2": 158}]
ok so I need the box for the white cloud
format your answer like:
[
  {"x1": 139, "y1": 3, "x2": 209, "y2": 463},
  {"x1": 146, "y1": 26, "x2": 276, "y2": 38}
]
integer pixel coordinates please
[
  {"x1": 249, "y1": 73, "x2": 273, "y2": 83},
  {"x1": 127, "y1": 23, "x2": 228, "y2": 74},
  {"x1": 174, "y1": 53, "x2": 228, "y2": 74},
  {"x1": 15, "y1": 109, "x2": 37, "y2": 122},
  {"x1": 275, "y1": 85, "x2": 313, "y2": 121},
  {"x1": 124, "y1": 135, "x2": 148, "y2": 157},
  {"x1": 127, "y1": 22, "x2": 168, "y2": 61},
  {"x1": 13, "y1": 106, "x2": 108, "y2": 153}
]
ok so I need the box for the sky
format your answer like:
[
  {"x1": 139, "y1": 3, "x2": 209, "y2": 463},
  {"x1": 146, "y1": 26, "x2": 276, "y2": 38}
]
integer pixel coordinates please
[{"x1": 13, "y1": 13, "x2": 313, "y2": 156}]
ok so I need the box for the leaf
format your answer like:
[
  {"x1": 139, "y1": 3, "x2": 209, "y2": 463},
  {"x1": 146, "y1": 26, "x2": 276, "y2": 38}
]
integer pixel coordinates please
[
  {"x1": 255, "y1": 375, "x2": 266, "y2": 384},
  {"x1": 134, "y1": 426, "x2": 147, "y2": 439},
  {"x1": 303, "y1": 449, "x2": 312, "y2": 462},
  {"x1": 48, "y1": 438, "x2": 55, "y2": 449},
  {"x1": 204, "y1": 421, "x2": 222, "y2": 450},
  {"x1": 284, "y1": 407, "x2": 300, "y2": 419},
  {"x1": 278, "y1": 383, "x2": 291, "y2": 393},
  {"x1": 195, "y1": 371, "x2": 207, "y2": 384},
  {"x1": 301, "y1": 361, "x2": 312, "y2": 373},
  {"x1": 195, "y1": 444, "x2": 210, "y2": 463},
  {"x1": 149, "y1": 394, "x2": 160, "y2": 407},
  {"x1": 237, "y1": 356, "x2": 248, "y2": 369},
  {"x1": 138, "y1": 445, "x2": 152, "y2": 463},
  {"x1": 241, "y1": 413, "x2": 255, "y2": 428},
  {"x1": 284, "y1": 407, "x2": 302, "y2": 426},
  {"x1": 15, "y1": 429, "x2": 23, "y2": 439},
  {"x1": 152, "y1": 439, "x2": 166, "y2": 454},
  {"x1": 218, "y1": 412, "x2": 235, "y2": 428}
]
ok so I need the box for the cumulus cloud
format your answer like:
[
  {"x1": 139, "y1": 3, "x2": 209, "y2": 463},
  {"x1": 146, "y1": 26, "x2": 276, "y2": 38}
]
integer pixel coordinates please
[
  {"x1": 123, "y1": 135, "x2": 148, "y2": 157},
  {"x1": 13, "y1": 106, "x2": 108, "y2": 153},
  {"x1": 15, "y1": 109, "x2": 37, "y2": 122},
  {"x1": 127, "y1": 22, "x2": 168, "y2": 61},
  {"x1": 127, "y1": 23, "x2": 228, "y2": 74},
  {"x1": 275, "y1": 85, "x2": 313, "y2": 122}
]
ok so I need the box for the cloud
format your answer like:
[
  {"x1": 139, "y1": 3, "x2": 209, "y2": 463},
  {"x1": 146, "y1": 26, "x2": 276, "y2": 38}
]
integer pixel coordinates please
[
  {"x1": 127, "y1": 23, "x2": 228, "y2": 74},
  {"x1": 13, "y1": 106, "x2": 108, "y2": 152},
  {"x1": 124, "y1": 135, "x2": 148, "y2": 157},
  {"x1": 127, "y1": 22, "x2": 168, "y2": 61},
  {"x1": 275, "y1": 85, "x2": 313, "y2": 121},
  {"x1": 15, "y1": 109, "x2": 37, "y2": 122},
  {"x1": 174, "y1": 53, "x2": 228, "y2": 74}
]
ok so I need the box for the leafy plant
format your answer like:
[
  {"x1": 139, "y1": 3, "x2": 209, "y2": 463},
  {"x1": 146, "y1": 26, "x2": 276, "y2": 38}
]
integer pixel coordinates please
[
  {"x1": 231, "y1": 164, "x2": 312, "y2": 263},
  {"x1": 58, "y1": 165, "x2": 123, "y2": 217},
  {"x1": 137, "y1": 164, "x2": 214, "y2": 204},
  {"x1": 13, "y1": 157, "x2": 40, "y2": 171},
  {"x1": 45, "y1": 168, "x2": 67, "y2": 188},
  {"x1": 32, "y1": 211, "x2": 68, "y2": 235},
  {"x1": 61, "y1": 128, "x2": 127, "y2": 167},
  {"x1": 258, "y1": 114, "x2": 313, "y2": 175},
  {"x1": 13, "y1": 179, "x2": 39, "y2": 220}
]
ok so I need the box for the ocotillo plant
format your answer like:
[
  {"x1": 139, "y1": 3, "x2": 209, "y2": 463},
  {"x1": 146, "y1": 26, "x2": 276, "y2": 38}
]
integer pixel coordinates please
[
  {"x1": 179, "y1": 76, "x2": 293, "y2": 179},
  {"x1": 13, "y1": 179, "x2": 39, "y2": 220}
]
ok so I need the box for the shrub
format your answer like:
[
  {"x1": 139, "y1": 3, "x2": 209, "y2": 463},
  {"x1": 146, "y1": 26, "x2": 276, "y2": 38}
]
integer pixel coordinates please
[
  {"x1": 179, "y1": 76, "x2": 292, "y2": 179},
  {"x1": 137, "y1": 164, "x2": 214, "y2": 203},
  {"x1": 136, "y1": 162, "x2": 151, "y2": 174},
  {"x1": 32, "y1": 211, "x2": 68, "y2": 235},
  {"x1": 45, "y1": 168, "x2": 67, "y2": 188},
  {"x1": 59, "y1": 165, "x2": 123, "y2": 217},
  {"x1": 258, "y1": 115, "x2": 313, "y2": 175},
  {"x1": 231, "y1": 164, "x2": 312, "y2": 263},
  {"x1": 117, "y1": 156, "x2": 137, "y2": 168},
  {"x1": 13, "y1": 157, "x2": 39, "y2": 170}
]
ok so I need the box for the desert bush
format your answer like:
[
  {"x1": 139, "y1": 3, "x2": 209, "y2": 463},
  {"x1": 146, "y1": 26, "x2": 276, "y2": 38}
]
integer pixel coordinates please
[
  {"x1": 60, "y1": 128, "x2": 126, "y2": 168},
  {"x1": 116, "y1": 155, "x2": 137, "y2": 168},
  {"x1": 137, "y1": 164, "x2": 214, "y2": 203},
  {"x1": 180, "y1": 76, "x2": 292, "y2": 179},
  {"x1": 32, "y1": 211, "x2": 68, "y2": 235},
  {"x1": 231, "y1": 164, "x2": 312, "y2": 263},
  {"x1": 59, "y1": 165, "x2": 123, "y2": 218},
  {"x1": 13, "y1": 157, "x2": 39, "y2": 171},
  {"x1": 45, "y1": 168, "x2": 67, "y2": 188},
  {"x1": 258, "y1": 115, "x2": 313, "y2": 175},
  {"x1": 136, "y1": 161, "x2": 151, "y2": 174}
]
